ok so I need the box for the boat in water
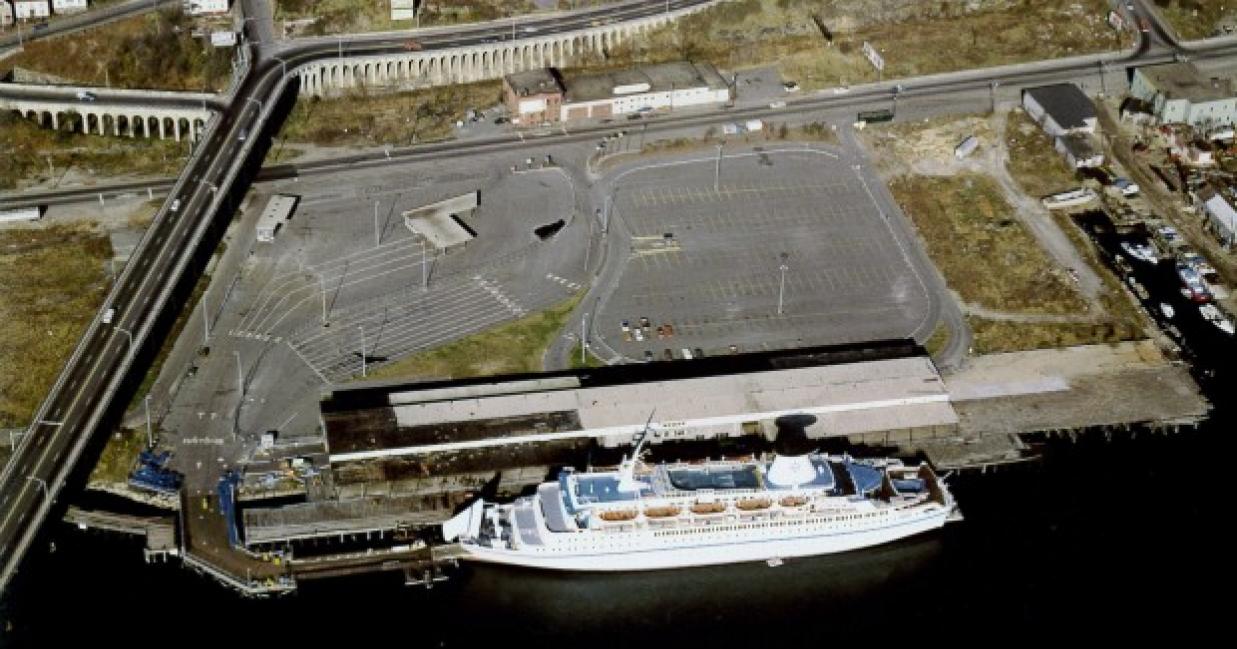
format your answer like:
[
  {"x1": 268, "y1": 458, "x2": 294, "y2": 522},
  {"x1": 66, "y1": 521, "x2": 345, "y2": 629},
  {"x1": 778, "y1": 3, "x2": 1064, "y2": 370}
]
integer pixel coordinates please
[
  {"x1": 1120, "y1": 240, "x2": 1159, "y2": 264},
  {"x1": 1042, "y1": 188, "x2": 1097, "y2": 210},
  {"x1": 444, "y1": 429, "x2": 958, "y2": 572},
  {"x1": 1199, "y1": 304, "x2": 1235, "y2": 335}
]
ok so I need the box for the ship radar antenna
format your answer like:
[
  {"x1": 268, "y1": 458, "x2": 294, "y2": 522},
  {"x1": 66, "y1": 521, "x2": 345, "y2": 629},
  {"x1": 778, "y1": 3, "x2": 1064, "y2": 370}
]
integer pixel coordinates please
[{"x1": 617, "y1": 408, "x2": 656, "y2": 492}]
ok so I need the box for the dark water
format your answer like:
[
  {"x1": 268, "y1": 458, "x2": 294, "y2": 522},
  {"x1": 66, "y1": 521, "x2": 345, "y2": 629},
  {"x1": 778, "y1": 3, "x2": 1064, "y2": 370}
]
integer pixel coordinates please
[
  {"x1": 1, "y1": 430, "x2": 1229, "y2": 645},
  {"x1": 2, "y1": 213, "x2": 1233, "y2": 644}
]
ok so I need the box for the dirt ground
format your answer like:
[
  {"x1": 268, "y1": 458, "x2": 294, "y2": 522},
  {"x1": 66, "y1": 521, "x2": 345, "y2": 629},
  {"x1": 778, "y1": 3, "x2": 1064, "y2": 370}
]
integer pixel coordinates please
[{"x1": 864, "y1": 109, "x2": 1148, "y2": 354}]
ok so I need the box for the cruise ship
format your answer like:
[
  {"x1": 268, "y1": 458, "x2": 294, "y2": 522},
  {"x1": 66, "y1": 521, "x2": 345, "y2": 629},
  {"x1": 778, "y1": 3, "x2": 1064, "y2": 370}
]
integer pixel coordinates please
[{"x1": 443, "y1": 434, "x2": 958, "y2": 571}]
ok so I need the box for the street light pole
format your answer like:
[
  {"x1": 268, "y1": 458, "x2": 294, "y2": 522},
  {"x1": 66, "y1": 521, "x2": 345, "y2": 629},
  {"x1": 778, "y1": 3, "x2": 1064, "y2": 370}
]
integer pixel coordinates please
[
  {"x1": 420, "y1": 239, "x2": 429, "y2": 291},
  {"x1": 374, "y1": 200, "x2": 381, "y2": 247},
  {"x1": 144, "y1": 394, "x2": 153, "y2": 448},
  {"x1": 714, "y1": 144, "x2": 723, "y2": 193},
  {"x1": 358, "y1": 326, "x2": 368, "y2": 378},
  {"x1": 989, "y1": 80, "x2": 999, "y2": 114},
  {"x1": 319, "y1": 274, "x2": 328, "y2": 325},
  {"x1": 116, "y1": 326, "x2": 134, "y2": 356},
  {"x1": 777, "y1": 253, "x2": 789, "y2": 316},
  {"x1": 201, "y1": 290, "x2": 211, "y2": 343},
  {"x1": 27, "y1": 476, "x2": 48, "y2": 500},
  {"x1": 234, "y1": 350, "x2": 244, "y2": 397},
  {"x1": 581, "y1": 312, "x2": 589, "y2": 365}
]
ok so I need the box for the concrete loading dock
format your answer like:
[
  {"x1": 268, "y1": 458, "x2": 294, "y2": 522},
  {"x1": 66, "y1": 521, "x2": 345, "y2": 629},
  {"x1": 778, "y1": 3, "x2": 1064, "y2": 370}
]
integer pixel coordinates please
[{"x1": 402, "y1": 191, "x2": 479, "y2": 251}]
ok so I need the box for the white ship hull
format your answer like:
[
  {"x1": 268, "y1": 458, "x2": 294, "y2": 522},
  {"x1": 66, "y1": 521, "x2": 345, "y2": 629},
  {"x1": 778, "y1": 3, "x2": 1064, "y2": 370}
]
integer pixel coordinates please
[{"x1": 459, "y1": 507, "x2": 950, "y2": 572}]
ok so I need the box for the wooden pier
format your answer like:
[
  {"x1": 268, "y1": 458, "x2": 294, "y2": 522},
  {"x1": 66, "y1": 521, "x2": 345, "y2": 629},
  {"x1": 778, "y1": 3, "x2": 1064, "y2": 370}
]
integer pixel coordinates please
[{"x1": 63, "y1": 506, "x2": 178, "y2": 562}]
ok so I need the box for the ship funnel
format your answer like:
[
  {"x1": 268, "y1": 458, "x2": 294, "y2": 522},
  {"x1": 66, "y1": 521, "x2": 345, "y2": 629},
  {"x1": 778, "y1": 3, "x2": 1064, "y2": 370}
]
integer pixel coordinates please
[{"x1": 766, "y1": 455, "x2": 819, "y2": 488}]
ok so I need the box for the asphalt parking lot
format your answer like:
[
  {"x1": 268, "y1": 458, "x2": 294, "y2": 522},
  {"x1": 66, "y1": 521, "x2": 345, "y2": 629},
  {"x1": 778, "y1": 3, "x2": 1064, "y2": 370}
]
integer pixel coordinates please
[{"x1": 593, "y1": 146, "x2": 933, "y2": 361}]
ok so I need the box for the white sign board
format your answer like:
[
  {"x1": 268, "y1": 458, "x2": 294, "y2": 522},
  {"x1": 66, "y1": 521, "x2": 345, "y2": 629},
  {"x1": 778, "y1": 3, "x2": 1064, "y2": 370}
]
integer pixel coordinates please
[
  {"x1": 210, "y1": 31, "x2": 237, "y2": 47},
  {"x1": 862, "y1": 41, "x2": 884, "y2": 71},
  {"x1": 518, "y1": 98, "x2": 547, "y2": 114}
]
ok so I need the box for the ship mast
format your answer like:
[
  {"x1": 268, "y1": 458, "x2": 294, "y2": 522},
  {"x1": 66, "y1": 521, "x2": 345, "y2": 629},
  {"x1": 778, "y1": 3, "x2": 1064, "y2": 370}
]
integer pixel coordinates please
[{"x1": 617, "y1": 409, "x2": 656, "y2": 492}]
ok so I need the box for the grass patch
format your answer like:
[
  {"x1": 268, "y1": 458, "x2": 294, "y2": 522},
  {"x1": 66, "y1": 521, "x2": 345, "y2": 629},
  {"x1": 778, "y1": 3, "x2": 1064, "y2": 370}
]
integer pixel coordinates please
[
  {"x1": 2, "y1": 7, "x2": 232, "y2": 91},
  {"x1": 0, "y1": 224, "x2": 112, "y2": 428},
  {"x1": 365, "y1": 292, "x2": 583, "y2": 381},
  {"x1": 569, "y1": 342, "x2": 605, "y2": 369},
  {"x1": 1004, "y1": 109, "x2": 1082, "y2": 198},
  {"x1": 88, "y1": 427, "x2": 146, "y2": 486},
  {"x1": 889, "y1": 173, "x2": 1087, "y2": 315},
  {"x1": 589, "y1": 0, "x2": 1128, "y2": 91},
  {"x1": 1156, "y1": 0, "x2": 1234, "y2": 40},
  {"x1": 968, "y1": 317, "x2": 1140, "y2": 355},
  {"x1": 275, "y1": 81, "x2": 502, "y2": 147},
  {"x1": 924, "y1": 322, "x2": 950, "y2": 358},
  {"x1": 0, "y1": 112, "x2": 188, "y2": 190}
]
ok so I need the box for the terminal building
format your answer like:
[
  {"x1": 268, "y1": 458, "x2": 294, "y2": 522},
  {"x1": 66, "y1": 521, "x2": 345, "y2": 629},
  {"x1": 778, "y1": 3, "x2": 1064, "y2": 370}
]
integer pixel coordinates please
[
  {"x1": 1130, "y1": 62, "x2": 1237, "y2": 128},
  {"x1": 503, "y1": 61, "x2": 731, "y2": 126},
  {"x1": 318, "y1": 342, "x2": 957, "y2": 497}
]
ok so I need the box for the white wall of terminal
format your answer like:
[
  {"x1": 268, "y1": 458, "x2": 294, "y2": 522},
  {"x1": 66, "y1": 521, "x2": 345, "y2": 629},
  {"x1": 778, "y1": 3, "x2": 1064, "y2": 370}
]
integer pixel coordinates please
[
  {"x1": 328, "y1": 358, "x2": 958, "y2": 463},
  {"x1": 563, "y1": 83, "x2": 729, "y2": 119}
]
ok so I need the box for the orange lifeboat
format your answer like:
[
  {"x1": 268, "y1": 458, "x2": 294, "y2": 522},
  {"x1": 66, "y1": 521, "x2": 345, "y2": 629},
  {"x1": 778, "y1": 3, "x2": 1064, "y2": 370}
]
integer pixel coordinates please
[
  {"x1": 644, "y1": 505, "x2": 681, "y2": 518},
  {"x1": 599, "y1": 510, "x2": 638, "y2": 522},
  {"x1": 779, "y1": 495, "x2": 808, "y2": 508},
  {"x1": 690, "y1": 502, "x2": 726, "y2": 515},
  {"x1": 736, "y1": 498, "x2": 772, "y2": 511}
]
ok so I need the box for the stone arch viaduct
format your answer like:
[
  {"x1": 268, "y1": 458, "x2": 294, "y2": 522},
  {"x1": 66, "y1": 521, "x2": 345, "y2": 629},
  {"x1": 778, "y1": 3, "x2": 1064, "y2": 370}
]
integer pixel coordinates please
[
  {"x1": 0, "y1": 2, "x2": 712, "y2": 138},
  {"x1": 0, "y1": 89, "x2": 214, "y2": 142},
  {"x1": 297, "y1": 5, "x2": 708, "y2": 97}
]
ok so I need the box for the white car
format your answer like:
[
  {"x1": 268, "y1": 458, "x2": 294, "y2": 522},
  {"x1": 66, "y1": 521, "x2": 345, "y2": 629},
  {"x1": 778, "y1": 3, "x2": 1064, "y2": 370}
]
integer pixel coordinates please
[
  {"x1": 169, "y1": 198, "x2": 181, "y2": 212},
  {"x1": 768, "y1": 100, "x2": 787, "y2": 109},
  {"x1": 76, "y1": 91, "x2": 96, "y2": 102},
  {"x1": 633, "y1": 328, "x2": 644, "y2": 342},
  {"x1": 832, "y1": 86, "x2": 851, "y2": 95},
  {"x1": 102, "y1": 308, "x2": 115, "y2": 324}
]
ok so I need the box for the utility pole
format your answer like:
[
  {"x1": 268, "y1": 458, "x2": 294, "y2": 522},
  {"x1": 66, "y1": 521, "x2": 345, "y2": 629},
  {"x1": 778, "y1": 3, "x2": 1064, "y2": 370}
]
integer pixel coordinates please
[
  {"x1": 714, "y1": 144, "x2": 723, "y2": 193},
  {"x1": 1098, "y1": 60, "x2": 1108, "y2": 97},
  {"x1": 358, "y1": 326, "x2": 368, "y2": 378},
  {"x1": 989, "y1": 80, "x2": 999, "y2": 114},
  {"x1": 777, "y1": 253, "x2": 789, "y2": 316}
]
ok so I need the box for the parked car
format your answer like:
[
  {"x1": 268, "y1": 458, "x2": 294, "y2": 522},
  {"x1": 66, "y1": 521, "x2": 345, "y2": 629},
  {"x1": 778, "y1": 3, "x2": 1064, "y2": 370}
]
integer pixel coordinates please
[
  {"x1": 169, "y1": 198, "x2": 181, "y2": 212},
  {"x1": 643, "y1": 350, "x2": 654, "y2": 362},
  {"x1": 75, "y1": 91, "x2": 96, "y2": 102},
  {"x1": 662, "y1": 348, "x2": 674, "y2": 361}
]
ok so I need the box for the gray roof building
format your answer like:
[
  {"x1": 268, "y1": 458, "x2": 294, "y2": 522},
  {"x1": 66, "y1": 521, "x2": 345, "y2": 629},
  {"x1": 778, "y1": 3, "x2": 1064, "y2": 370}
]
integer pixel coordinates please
[
  {"x1": 563, "y1": 61, "x2": 729, "y2": 103},
  {"x1": 1022, "y1": 84, "x2": 1098, "y2": 136}
]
